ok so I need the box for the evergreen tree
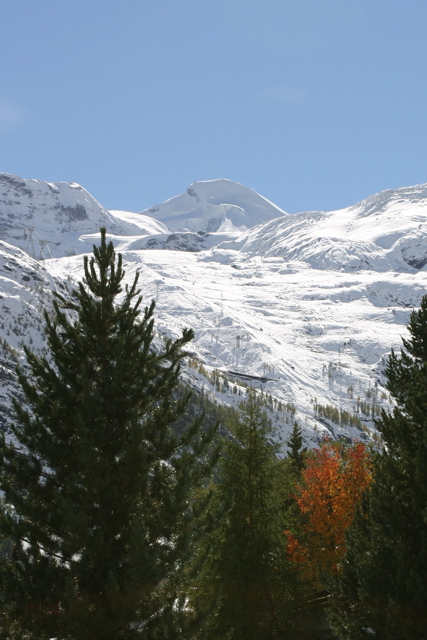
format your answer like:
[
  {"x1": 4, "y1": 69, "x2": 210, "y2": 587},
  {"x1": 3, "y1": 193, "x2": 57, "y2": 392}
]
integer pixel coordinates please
[
  {"x1": 286, "y1": 421, "x2": 307, "y2": 473},
  {"x1": 0, "y1": 229, "x2": 217, "y2": 640},
  {"x1": 328, "y1": 295, "x2": 427, "y2": 639},
  {"x1": 190, "y1": 392, "x2": 314, "y2": 640}
]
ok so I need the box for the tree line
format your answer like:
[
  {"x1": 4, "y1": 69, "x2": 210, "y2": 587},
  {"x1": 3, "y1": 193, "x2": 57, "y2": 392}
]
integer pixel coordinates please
[{"x1": 0, "y1": 229, "x2": 425, "y2": 639}]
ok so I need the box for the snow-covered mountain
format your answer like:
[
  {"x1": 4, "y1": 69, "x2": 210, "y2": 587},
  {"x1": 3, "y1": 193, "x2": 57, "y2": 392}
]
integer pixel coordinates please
[
  {"x1": 141, "y1": 178, "x2": 287, "y2": 233},
  {"x1": 221, "y1": 183, "x2": 427, "y2": 272},
  {"x1": 2, "y1": 173, "x2": 427, "y2": 447},
  {"x1": 0, "y1": 173, "x2": 133, "y2": 258}
]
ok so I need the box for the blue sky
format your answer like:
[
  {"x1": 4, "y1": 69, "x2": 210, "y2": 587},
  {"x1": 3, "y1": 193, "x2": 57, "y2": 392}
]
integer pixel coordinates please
[{"x1": 1, "y1": 1, "x2": 427, "y2": 214}]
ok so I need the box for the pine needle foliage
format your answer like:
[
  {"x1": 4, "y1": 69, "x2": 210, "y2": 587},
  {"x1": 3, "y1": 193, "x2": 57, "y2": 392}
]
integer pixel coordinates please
[
  {"x1": 286, "y1": 422, "x2": 307, "y2": 473},
  {"x1": 190, "y1": 392, "x2": 314, "y2": 640},
  {"x1": 328, "y1": 295, "x2": 427, "y2": 639},
  {"x1": 0, "y1": 229, "x2": 218, "y2": 640}
]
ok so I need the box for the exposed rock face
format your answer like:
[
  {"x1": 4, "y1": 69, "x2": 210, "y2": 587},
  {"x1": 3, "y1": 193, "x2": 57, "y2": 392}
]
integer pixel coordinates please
[{"x1": 0, "y1": 174, "x2": 126, "y2": 258}]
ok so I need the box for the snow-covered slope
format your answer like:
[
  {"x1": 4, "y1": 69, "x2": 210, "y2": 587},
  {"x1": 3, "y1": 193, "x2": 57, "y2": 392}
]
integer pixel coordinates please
[
  {"x1": 0, "y1": 173, "x2": 140, "y2": 258},
  {"x1": 1, "y1": 173, "x2": 427, "y2": 448},
  {"x1": 0, "y1": 238, "x2": 70, "y2": 429},
  {"x1": 228, "y1": 183, "x2": 427, "y2": 272}
]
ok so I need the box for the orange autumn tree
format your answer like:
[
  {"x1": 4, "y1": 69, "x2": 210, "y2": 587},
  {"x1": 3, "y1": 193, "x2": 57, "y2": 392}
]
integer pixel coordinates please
[{"x1": 286, "y1": 439, "x2": 372, "y2": 585}]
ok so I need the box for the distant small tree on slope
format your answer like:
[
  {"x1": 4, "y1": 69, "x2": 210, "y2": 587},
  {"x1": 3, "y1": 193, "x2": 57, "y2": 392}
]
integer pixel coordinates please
[
  {"x1": 0, "y1": 229, "x2": 217, "y2": 640},
  {"x1": 286, "y1": 421, "x2": 307, "y2": 473}
]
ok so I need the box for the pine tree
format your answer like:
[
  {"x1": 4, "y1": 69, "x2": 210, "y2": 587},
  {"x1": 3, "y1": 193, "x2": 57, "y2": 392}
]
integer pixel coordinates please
[
  {"x1": 0, "y1": 229, "x2": 217, "y2": 640},
  {"x1": 190, "y1": 392, "x2": 314, "y2": 640},
  {"x1": 286, "y1": 421, "x2": 307, "y2": 473},
  {"x1": 328, "y1": 295, "x2": 427, "y2": 639}
]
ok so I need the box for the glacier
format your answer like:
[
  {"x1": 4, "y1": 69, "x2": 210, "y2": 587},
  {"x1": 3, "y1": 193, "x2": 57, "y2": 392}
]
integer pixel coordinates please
[{"x1": 1, "y1": 173, "x2": 427, "y2": 447}]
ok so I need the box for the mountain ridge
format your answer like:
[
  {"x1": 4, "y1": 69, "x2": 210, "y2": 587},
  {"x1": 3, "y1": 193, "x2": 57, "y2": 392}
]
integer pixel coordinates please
[{"x1": 1, "y1": 172, "x2": 427, "y2": 447}]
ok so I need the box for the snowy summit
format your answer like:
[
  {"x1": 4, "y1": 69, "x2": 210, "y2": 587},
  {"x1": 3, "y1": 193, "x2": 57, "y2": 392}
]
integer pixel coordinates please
[{"x1": 140, "y1": 179, "x2": 287, "y2": 233}]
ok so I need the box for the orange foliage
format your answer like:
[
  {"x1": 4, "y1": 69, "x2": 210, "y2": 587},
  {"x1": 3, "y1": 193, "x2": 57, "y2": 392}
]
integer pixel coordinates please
[{"x1": 285, "y1": 439, "x2": 372, "y2": 584}]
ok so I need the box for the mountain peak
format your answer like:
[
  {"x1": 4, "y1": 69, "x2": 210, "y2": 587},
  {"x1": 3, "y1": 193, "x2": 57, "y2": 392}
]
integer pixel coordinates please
[
  {"x1": 140, "y1": 179, "x2": 287, "y2": 234},
  {"x1": 0, "y1": 173, "x2": 130, "y2": 258}
]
